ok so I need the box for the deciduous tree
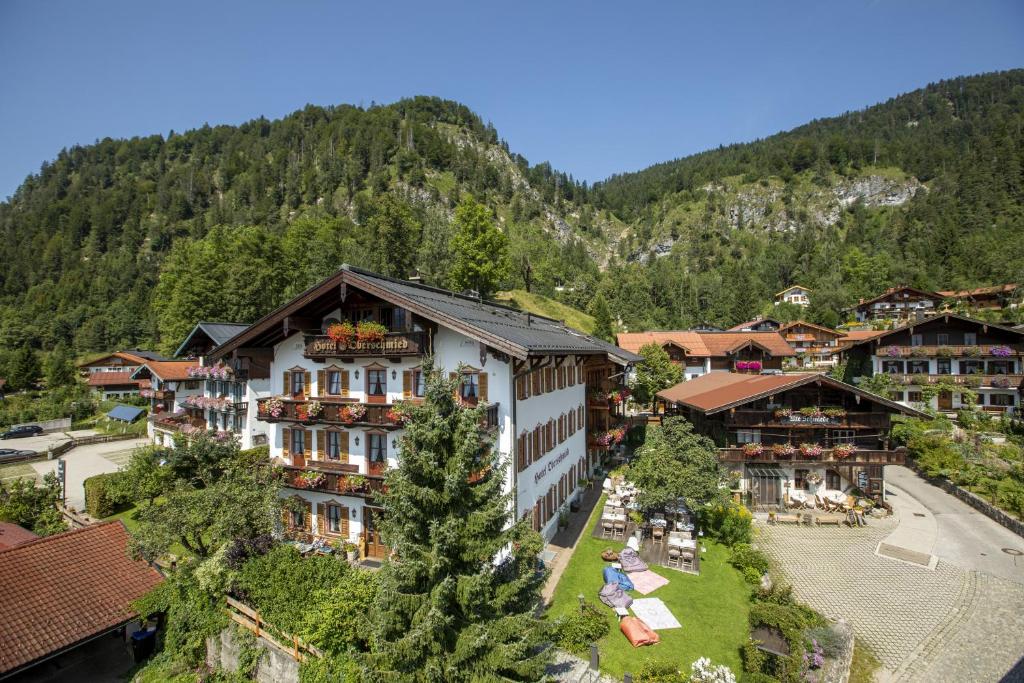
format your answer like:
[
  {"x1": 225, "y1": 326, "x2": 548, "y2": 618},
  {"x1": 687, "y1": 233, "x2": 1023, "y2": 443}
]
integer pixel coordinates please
[
  {"x1": 630, "y1": 417, "x2": 724, "y2": 512},
  {"x1": 449, "y1": 197, "x2": 510, "y2": 300},
  {"x1": 630, "y1": 343, "x2": 683, "y2": 408}
]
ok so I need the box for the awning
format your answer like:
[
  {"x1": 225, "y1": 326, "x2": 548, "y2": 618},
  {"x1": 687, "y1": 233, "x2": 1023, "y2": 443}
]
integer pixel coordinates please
[
  {"x1": 746, "y1": 465, "x2": 784, "y2": 478},
  {"x1": 107, "y1": 405, "x2": 145, "y2": 423}
]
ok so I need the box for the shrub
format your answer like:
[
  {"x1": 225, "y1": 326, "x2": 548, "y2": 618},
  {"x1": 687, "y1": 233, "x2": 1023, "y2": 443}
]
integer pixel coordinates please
[
  {"x1": 806, "y1": 625, "x2": 844, "y2": 658},
  {"x1": 741, "y1": 640, "x2": 767, "y2": 674},
  {"x1": 636, "y1": 660, "x2": 686, "y2": 682},
  {"x1": 742, "y1": 567, "x2": 763, "y2": 586},
  {"x1": 83, "y1": 472, "x2": 129, "y2": 517},
  {"x1": 552, "y1": 600, "x2": 610, "y2": 655},
  {"x1": 699, "y1": 503, "x2": 752, "y2": 547},
  {"x1": 730, "y1": 543, "x2": 770, "y2": 576}
]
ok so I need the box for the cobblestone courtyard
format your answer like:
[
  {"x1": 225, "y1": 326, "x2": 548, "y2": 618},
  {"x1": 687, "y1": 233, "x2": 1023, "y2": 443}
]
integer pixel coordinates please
[{"x1": 757, "y1": 518, "x2": 1024, "y2": 682}]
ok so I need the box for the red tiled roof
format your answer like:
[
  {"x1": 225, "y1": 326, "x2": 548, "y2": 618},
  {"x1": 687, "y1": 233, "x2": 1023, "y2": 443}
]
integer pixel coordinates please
[
  {"x1": 0, "y1": 521, "x2": 163, "y2": 675},
  {"x1": 136, "y1": 360, "x2": 198, "y2": 382},
  {"x1": 778, "y1": 320, "x2": 842, "y2": 337},
  {"x1": 85, "y1": 371, "x2": 143, "y2": 388},
  {"x1": 838, "y1": 330, "x2": 886, "y2": 346},
  {"x1": 0, "y1": 523, "x2": 38, "y2": 551},
  {"x1": 616, "y1": 331, "x2": 795, "y2": 358},
  {"x1": 656, "y1": 371, "x2": 928, "y2": 417}
]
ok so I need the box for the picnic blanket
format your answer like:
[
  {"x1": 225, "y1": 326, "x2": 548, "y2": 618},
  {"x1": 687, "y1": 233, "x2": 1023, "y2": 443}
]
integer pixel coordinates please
[
  {"x1": 628, "y1": 569, "x2": 669, "y2": 595},
  {"x1": 618, "y1": 547, "x2": 648, "y2": 573},
  {"x1": 602, "y1": 566, "x2": 634, "y2": 591},
  {"x1": 598, "y1": 582, "x2": 633, "y2": 609},
  {"x1": 629, "y1": 598, "x2": 681, "y2": 630},
  {"x1": 620, "y1": 616, "x2": 660, "y2": 647}
]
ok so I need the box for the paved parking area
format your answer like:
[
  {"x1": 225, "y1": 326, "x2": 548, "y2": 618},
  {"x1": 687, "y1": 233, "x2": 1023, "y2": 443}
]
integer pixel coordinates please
[{"x1": 757, "y1": 512, "x2": 1024, "y2": 681}]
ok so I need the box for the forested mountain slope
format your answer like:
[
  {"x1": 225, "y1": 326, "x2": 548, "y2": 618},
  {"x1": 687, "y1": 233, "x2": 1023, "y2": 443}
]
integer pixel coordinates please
[{"x1": 1, "y1": 71, "x2": 1022, "y2": 359}]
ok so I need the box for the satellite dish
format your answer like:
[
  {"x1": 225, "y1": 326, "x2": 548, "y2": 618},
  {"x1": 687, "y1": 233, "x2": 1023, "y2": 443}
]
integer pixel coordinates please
[{"x1": 321, "y1": 318, "x2": 341, "y2": 333}]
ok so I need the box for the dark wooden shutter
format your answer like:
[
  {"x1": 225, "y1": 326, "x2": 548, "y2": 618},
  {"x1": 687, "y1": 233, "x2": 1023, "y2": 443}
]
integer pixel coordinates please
[
  {"x1": 341, "y1": 370, "x2": 350, "y2": 397},
  {"x1": 303, "y1": 371, "x2": 312, "y2": 397},
  {"x1": 340, "y1": 431, "x2": 349, "y2": 464},
  {"x1": 403, "y1": 370, "x2": 412, "y2": 398},
  {"x1": 283, "y1": 427, "x2": 293, "y2": 456},
  {"x1": 316, "y1": 430, "x2": 324, "y2": 460},
  {"x1": 478, "y1": 372, "x2": 488, "y2": 402},
  {"x1": 558, "y1": 367, "x2": 565, "y2": 390},
  {"x1": 340, "y1": 506, "x2": 350, "y2": 537},
  {"x1": 303, "y1": 429, "x2": 312, "y2": 459},
  {"x1": 317, "y1": 503, "x2": 326, "y2": 536},
  {"x1": 303, "y1": 499, "x2": 313, "y2": 532},
  {"x1": 317, "y1": 370, "x2": 326, "y2": 397},
  {"x1": 283, "y1": 371, "x2": 291, "y2": 396}
]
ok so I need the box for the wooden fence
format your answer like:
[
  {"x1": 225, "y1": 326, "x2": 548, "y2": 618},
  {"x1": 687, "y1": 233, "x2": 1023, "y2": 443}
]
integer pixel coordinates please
[{"x1": 224, "y1": 596, "x2": 322, "y2": 662}]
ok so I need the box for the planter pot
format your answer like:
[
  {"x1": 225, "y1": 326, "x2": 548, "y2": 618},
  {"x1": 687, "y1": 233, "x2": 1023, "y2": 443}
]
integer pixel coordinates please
[
  {"x1": 570, "y1": 500, "x2": 581, "y2": 513},
  {"x1": 346, "y1": 550, "x2": 358, "y2": 562}
]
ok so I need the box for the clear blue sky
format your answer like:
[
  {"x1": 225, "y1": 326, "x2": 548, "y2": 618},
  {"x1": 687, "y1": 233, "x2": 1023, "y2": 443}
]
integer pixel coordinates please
[{"x1": 1, "y1": 0, "x2": 1022, "y2": 199}]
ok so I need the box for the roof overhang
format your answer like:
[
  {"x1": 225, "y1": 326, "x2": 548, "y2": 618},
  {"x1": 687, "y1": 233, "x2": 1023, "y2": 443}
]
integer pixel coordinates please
[{"x1": 844, "y1": 313, "x2": 1024, "y2": 351}]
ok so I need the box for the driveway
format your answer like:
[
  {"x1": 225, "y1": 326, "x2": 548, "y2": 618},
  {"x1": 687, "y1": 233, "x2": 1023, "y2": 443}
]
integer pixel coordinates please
[
  {"x1": 27, "y1": 439, "x2": 149, "y2": 511},
  {"x1": 756, "y1": 466, "x2": 1024, "y2": 682}
]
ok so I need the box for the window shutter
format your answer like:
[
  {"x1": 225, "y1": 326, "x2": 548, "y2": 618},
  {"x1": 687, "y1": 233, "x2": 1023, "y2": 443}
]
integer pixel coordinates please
[
  {"x1": 316, "y1": 430, "x2": 324, "y2": 460},
  {"x1": 317, "y1": 370, "x2": 326, "y2": 397},
  {"x1": 478, "y1": 372, "x2": 488, "y2": 402},
  {"x1": 341, "y1": 370, "x2": 350, "y2": 397},
  {"x1": 317, "y1": 503, "x2": 326, "y2": 536},
  {"x1": 533, "y1": 428, "x2": 540, "y2": 458},
  {"x1": 283, "y1": 371, "x2": 291, "y2": 396},
  {"x1": 517, "y1": 435, "x2": 525, "y2": 472},
  {"x1": 304, "y1": 371, "x2": 312, "y2": 397},
  {"x1": 281, "y1": 507, "x2": 291, "y2": 530},
  {"x1": 578, "y1": 366, "x2": 584, "y2": 384},
  {"x1": 403, "y1": 370, "x2": 412, "y2": 398},
  {"x1": 303, "y1": 499, "x2": 313, "y2": 532},
  {"x1": 340, "y1": 506, "x2": 350, "y2": 537},
  {"x1": 558, "y1": 367, "x2": 565, "y2": 390},
  {"x1": 283, "y1": 427, "x2": 292, "y2": 456},
  {"x1": 340, "y1": 431, "x2": 349, "y2": 463},
  {"x1": 531, "y1": 371, "x2": 540, "y2": 396},
  {"x1": 304, "y1": 429, "x2": 312, "y2": 459}
]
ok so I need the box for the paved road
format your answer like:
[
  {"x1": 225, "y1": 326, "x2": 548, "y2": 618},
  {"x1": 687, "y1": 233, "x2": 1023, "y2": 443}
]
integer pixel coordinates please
[
  {"x1": 27, "y1": 439, "x2": 149, "y2": 511},
  {"x1": 757, "y1": 466, "x2": 1024, "y2": 682},
  {"x1": 886, "y1": 465, "x2": 1024, "y2": 583}
]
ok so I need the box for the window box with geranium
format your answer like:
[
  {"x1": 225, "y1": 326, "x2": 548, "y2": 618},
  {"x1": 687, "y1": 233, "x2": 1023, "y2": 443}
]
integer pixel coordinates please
[
  {"x1": 356, "y1": 321, "x2": 388, "y2": 343},
  {"x1": 884, "y1": 346, "x2": 904, "y2": 358},
  {"x1": 991, "y1": 345, "x2": 1013, "y2": 358},
  {"x1": 772, "y1": 443, "x2": 797, "y2": 458},
  {"x1": 735, "y1": 360, "x2": 762, "y2": 372},
  {"x1": 263, "y1": 397, "x2": 284, "y2": 418},
  {"x1": 293, "y1": 471, "x2": 326, "y2": 490},
  {"x1": 964, "y1": 346, "x2": 982, "y2": 358},
  {"x1": 326, "y1": 321, "x2": 356, "y2": 345},
  {"x1": 344, "y1": 474, "x2": 367, "y2": 493},
  {"x1": 339, "y1": 403, "x2": 367, "y2": 423},
  {"x1": 799, "y1": 443, "x2": 823, "y2": 458},
  {"x1": 385, "y1": 401, "x2": 412, "y2": 425},
  {"x1": 798, "y1": 406, "x2": 824, "y2": 418},
  {"x1": 821, "y1": 407, "x2": 846, "y2": 418},
  {"x1": 832, "y1": 443, "x2": 856, "y2": 459},
  {"x1": 992, "y1": 375, "x2": 1012, "y2": 389},
  {"x1": 773, "y1": 408, "x2": 792, "y2": 420},
  {"x1": 741, "y1": 443, "x2": 764, "y2": 457}
]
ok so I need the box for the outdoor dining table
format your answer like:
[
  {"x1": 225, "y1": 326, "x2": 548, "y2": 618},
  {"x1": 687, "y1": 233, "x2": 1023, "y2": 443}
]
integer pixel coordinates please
[
  {"x1": 667, "y1": 533, "x2": 697, "y2": 550},
  {"x1": 649, "y1": 518, "x2": 668, "y2": 528},
  {"x1": 603, "y1": 513, "x2": 627, "y2": 523}
]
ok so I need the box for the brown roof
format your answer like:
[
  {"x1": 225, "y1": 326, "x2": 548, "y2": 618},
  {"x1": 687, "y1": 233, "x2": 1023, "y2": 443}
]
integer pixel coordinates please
[
  {"x1": 774, "y1": 284, "x2": 811, "y2": 298},
  {"x1": 85, "y1": 371, "x2": 144, "y2": 388},
  {"x1": 657, "y1": 371, "x2": 928, "y2": 417},
  {"x1": 855, "y1": 286, "x2": 943, "y2": 308},
  {"x1": 843, "y1": 313, "x2": 1024, "y2": 350},
  {"x1": 77, "y1": 352, "x2": 148, "y2": 369},
  {"x1": 135, "y1": 360, "x2": 199, "y2": 382},
  {"x1": 0, "y1": 523, "x2": 38, "y2": 551},
  {"x1": 937, "y1": 284, "x2": 1018, "y2": 298},
  {"x1": 0, "y1": 522, "x2": 163, "y2": 676},
  {"x1": 778, "y1": 320, "x2": 842, "y2": 337},
  {"x1": 616, "y1": 331, "x2": 795, "y2": 358},
  {"x1": 838, "y1": 329, "x2": 886, "y2": 346},
  {"x1": 727, "y1": 318, "x2": 780, "y2": 331}
]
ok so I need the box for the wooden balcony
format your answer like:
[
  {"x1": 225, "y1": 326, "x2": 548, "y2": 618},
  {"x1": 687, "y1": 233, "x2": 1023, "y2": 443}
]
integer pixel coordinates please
[
  {"x1": 279, "y1": 462, "x2": 387, "y2": 498},
  {"x1": 257, "y1": 398, "x2": 499, "y2": 430},
  {"x1": 891, "y1": 374, "x2": 1024, "y2": 389},
  {"x1": 303, "y1": 331, "x2": 428, "y2": 360},
  {"x1": 153, "y1": 415, "x2": 207, "y2": 433},
  {"x1": 728, "y1": 410, "x2": 891, "y2": 429},
  {"x1": 720, "y1": 447, "x2": 906, "y2": 466},
  {"x1": 884, "y1": 345, "x2": 1023, "y2": 357}
]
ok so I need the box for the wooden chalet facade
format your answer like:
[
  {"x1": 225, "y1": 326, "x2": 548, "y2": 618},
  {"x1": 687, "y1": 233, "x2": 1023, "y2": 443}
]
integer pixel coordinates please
[
  {"x1": 657, "y1": 372, "x2": 926, "y2": 508},
  {"x1": 198, "y1": 265, "x2": 638, "y2": 557},
  {"x1": 779, "y1": 321, "x2": 843, "y2": 368},
  {"x1": 616, "y1": 331, "x2": 796, "y2": 381},
  {"x1": 774, "y1": 285, "x2": 811, "y2": 307},
  {"x1": 842, "y1": 313, "x2": 1024, "y2": 415},
  {"x1": 848, "y1": 286, "x2": 944, "y2": 324}
]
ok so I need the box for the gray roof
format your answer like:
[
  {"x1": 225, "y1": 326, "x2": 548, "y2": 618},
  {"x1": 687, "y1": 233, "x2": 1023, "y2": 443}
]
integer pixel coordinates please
[
  {"x1": 124, "y1": 349, "x2": 168, "y2": 361},
  {"x1": 343, "y1": 266, "x2": 641, "y2": 363},
  {"x1": 175, "y1": 322, "x2": 249, "y2": 358}
]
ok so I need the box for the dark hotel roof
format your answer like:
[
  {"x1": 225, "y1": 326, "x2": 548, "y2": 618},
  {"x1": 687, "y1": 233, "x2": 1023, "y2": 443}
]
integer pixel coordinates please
[{"x1": 174, "y1": 321, "x2": 250, "y2": 358}]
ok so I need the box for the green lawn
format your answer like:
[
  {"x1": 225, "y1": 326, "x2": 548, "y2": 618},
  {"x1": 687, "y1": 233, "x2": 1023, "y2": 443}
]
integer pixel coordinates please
[
  {"x1": 547, "y1": 496, "x2": 751, "y2": 678},
  {"x1": 496, "y1": 289, "x2": 595, "y2": 334}
]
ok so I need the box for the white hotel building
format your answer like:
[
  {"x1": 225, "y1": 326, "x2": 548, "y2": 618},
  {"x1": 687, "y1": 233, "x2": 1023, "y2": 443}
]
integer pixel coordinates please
[{"x1": 184, "y1": 266, "x2": 638, "y2": 558}]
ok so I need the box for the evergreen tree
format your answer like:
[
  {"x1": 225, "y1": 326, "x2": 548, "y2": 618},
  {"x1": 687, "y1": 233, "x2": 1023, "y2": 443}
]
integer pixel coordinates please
[
  {"x1": 630, "y1": 343, "x2": 683, "y2": 408},
  {"x1": 449, "y1": 197, "x2": 510, "y2": 300},
  {"x1": 44, "y1": 344, "x2": 76, "y2": 388},
  {"x1": 364, "y1": 366, "x2": 549, "y2": 682},
  {"x1": 590, "y1": 294, "x2": 614, "y2": 342},
  {"x1": 368, "y1": 194, "x2": 421, "y2": 278},
  {"x1": 9, "y1": 346, "x2": 41, "y2": 391}
]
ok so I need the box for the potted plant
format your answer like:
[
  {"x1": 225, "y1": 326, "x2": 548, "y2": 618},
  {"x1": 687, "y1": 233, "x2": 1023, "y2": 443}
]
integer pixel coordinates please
[
  {"x1": 772, "y1": 443, "x2": 797, "y2": 457},
  {"x1": 339, "y1": 403, "x2": 367, "y2": 423},
  {"x1": 558, "y1": 510, "x2": 569, "y2": 529},
  {"x1": 356, "y1": 321, "x2": 388, "y2": 343},
  {"x1": 742, "y1": 442, "x2": 764, "y2": 457},
  {"x1": 347, "y1": 474, "x2": 367, "y2": 492},
  {"x1": 884, "y1": 345, "x2": 904, "y2": 358},
  {"x1": 799, "y1": 443, "x2": 823, "y2": 458},
  {"x1": 991, "y1": 345, "x2": 1013, "y2": 357},
  {"x1": 343, "y1": 541, "x2": 359, "y2": 562},
  {"x1": 326, "y1": 321, "x2": 356, "y2": 345},
  {"x1": 832, "y1": 443, "x2": 856, "y2": 459}
]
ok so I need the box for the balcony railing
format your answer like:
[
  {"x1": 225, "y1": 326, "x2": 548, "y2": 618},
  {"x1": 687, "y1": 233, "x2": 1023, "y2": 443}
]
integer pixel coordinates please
[
  {"x1": 303, "y1": 331, "x2": 428, "y2": 359},
  {"x1": 720, "y1": 447, "x2": 906, "y2": 466},
  {"x1": 890, "y1": 374, "x2": 1024, "y2": 389},
  {"x1": 279, "y1": 462, "x2": 388, "y2": 498},
  {"x1": 256, "y1": 398, "x2": 499, "y2": 430},
  {"x1": 728, "y1": 410, "x2": 891, "y2": 429},
  {"x1": 882, "y1": 345, "x2": 1023, "y2": 357},
  {"x1": 153, "y1": 415, "x2": 207, "y2": 433}
]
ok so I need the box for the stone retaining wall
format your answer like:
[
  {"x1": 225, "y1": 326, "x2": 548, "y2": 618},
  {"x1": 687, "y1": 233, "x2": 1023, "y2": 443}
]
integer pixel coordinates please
[
  {"x1": 907, "y1": 461, "x2": 1024, "y2": 538},
  {"x1": 206, "y1": 626, "x2": 300, "y2": 683},
  {"x1": 821, "y1": 621, "x2": 855, "y2": 683}
]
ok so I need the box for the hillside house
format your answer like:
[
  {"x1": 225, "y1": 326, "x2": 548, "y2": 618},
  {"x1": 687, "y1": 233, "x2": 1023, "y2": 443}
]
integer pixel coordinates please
[
  {"x1": 774, "y1": 285, "x2": 811, "y2": 307},
  {"x1": 616, "y1": 331, "x2": 796, "y2": 380}
]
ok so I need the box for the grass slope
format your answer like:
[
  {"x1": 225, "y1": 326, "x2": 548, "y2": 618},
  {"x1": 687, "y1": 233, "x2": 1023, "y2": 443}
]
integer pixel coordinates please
[
  {"x1": 547, "y1": 495, "x2": 750, "y2": 678},
  {"x1": 495, "y1": 290, "x2": 595, "y2": 335}
]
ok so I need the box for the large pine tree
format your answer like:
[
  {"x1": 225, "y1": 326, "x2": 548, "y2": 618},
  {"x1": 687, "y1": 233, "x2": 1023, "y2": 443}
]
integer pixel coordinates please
[{"x1": 364, "y1": 365, "x2": 549, "y2": 682}]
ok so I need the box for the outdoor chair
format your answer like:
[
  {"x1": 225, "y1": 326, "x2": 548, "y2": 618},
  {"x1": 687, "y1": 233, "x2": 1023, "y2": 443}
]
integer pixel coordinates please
[
  {"x1": 602, "y1": 519, "x2": 614, "y2": 539},
  {"x1": 680, "y1": 550, "x2": 695, "y2": 571},
  {"x1": 667, "y1": 547, "x2": 681, "y2": 568},
  {"x1": 651, "y1": 526, "x2": 664, "y2": 547},
  {"x1": 613, "y1": 521, "x2": 626, "y2": 540}
]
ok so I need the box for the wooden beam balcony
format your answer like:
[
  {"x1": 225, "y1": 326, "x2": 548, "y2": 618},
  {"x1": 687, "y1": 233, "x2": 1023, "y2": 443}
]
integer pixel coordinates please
[
  {"x1": 279, "y1": 461, "x2": 387, "y2": 498},
  {"x1": 890, "y1": 374, "x2": 1024, "y2": 389},
  {"x1": 257, "y1": 398, "x2": 500, "y2": 430},
  {"x1": 152, "y1": 414, "x2": 207, "y2": 433},
  {"x1": 719, "y1": 447, "x2": 906, "y2": 466},
  {"x1": 882, "y1": 344, "x2": 1023, "y2": 357},
  {"x1": 728, "y1": 410, "x2": 891, "y2": 429},
  {"x1": 302, "y1": 330, "x2": 428, "y2": 360}
]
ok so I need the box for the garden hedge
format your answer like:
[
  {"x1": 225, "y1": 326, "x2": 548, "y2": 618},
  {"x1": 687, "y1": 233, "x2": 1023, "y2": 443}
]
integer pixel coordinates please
[{"x1": 83, "y1": 472, "x2": 125, "y2": 517}]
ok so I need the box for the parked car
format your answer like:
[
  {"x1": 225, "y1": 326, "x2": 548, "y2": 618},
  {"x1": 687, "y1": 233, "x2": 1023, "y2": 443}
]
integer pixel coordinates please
[
  {"x1": 1, "y1": 425, "x2": 43, "y2": 439},
  {"x1": 0, "y1": 448, "x2": 35, "y2": 462}
]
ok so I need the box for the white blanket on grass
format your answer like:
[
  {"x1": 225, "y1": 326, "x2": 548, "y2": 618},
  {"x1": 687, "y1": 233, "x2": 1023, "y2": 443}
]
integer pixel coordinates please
[{"x1": 629, "y1": 598, "x2": 681, "y2": 630}]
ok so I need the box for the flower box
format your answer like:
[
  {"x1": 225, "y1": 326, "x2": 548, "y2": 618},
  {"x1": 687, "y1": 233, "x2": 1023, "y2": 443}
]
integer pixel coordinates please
[
  {"x1": 832, "y1": 444, "x2": 856, "y2": 459},
  {"x1": 799, "y1": 443, "x2": 823, "y2": 458},
  {"x1": 355, "y1": 321, "x2": 388, "y2": 343},
  {"x1": 771, "y1": 443, "x2": 797, "y2": 457},
  {"x1": 326, "y1": 321, "x2": 356, "y2": 345},
  {"x1": 741, "y1": 443, "x2": 764, "y2": 457},
  {"x1": 990, "y1": 345, "x2": 1013, "y2": 358},
  {"x1": 339, "y1": 403, "x2": 367, "y2": 423},
  {"x1": 884, "y1": 346, "x2": 904, "y2": 358}
]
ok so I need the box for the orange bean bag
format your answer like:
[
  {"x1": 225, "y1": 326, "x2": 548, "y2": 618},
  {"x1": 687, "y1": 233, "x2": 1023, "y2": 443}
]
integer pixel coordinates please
[{"x1": 620, "y1": 616, "x2": 660, "y2": 647}]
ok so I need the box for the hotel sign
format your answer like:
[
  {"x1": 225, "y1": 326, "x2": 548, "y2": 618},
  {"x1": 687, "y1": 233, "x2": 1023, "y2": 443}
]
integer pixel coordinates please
[
  {"x1": 303, "y1": 331, "x2": 425, "y2": 359},
  {"x1": 534, "y1": 448, "x2": 571, "y2": 485}
]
